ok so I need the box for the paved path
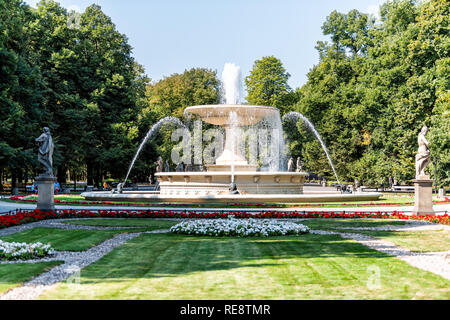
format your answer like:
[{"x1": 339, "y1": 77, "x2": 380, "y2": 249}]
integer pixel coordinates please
[
  {"x1": 312, "y1": 229, "x2": 450, "y2": 281},
  {"x1": 1, "y1": 199, "x2": 449, "y2": 215}
]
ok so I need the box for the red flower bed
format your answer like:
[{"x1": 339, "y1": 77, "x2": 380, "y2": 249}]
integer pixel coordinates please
[
  {"x1": 0, "y1": 209, "x2": 448, "y2": 230},
  {"x1": 9, "y1": 195, "x2": 450, "y2": 208}
]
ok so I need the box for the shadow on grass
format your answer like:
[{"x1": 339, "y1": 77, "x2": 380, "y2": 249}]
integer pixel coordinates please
[
  {"x1": 297, "y1": 219, "x2": 408, "y2": 230},
  {"x1": 78, "y1": 232, "x2": 394, "y2": 284},
  {"x1": 332, "y1": 228, "x2": 450, "y2": 253}
]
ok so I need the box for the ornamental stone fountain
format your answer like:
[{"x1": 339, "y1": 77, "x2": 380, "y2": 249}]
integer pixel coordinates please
[
  {"x1": 81, "y1": 63, "x2": 382, "y2": 203},
  {"x1": 155, "y1": 103, "x2": 308, "y2": 196}
]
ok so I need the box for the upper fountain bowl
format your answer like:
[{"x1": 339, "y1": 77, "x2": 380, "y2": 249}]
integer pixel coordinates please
[{"x1": 185, "y1": 104, "x2": 279, "y2": 126}]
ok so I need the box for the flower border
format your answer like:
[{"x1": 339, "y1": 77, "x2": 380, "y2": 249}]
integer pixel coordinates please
[
  {"x1": 0, "y1": 240, "x2": 54, "y2": 261},
  {"x1": 9, "y1": 194, "x2": 450, "y2": 208},
  {"x1": 170, "y1": 218, "x2": 310, "y2": 237},
  {"x1": 0, "y1": 209, "x2": 448, "y2": 229}
]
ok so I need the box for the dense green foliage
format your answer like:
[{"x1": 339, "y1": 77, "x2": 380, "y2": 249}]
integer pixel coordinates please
[
  {"x1": 0, "y1": 0, "x2": 448, "y2": 189},
  {"x1": 285, "y1": 0, "x2": 449, "y2": 186},
  {"x1": 132, "y1": 68, "x2": 220, "y2": 177},
  {"x1": 245, "y1": 56, "x2": 299, "y2": 112},
  {"x1": 0, "y1": 0, "x2": 148, "y2": 188}
]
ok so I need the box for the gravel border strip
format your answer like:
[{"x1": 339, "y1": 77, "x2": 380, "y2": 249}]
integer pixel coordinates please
[
  {"x1": 36, "y1": 220, "x2": 144, "y2": 231},
  {"x1": 329, "y1": 223, "x2": 450, "y2": 232},
  {"x1": 311, "y1": 230, "x2": 450, "y2": 280},
  {"x1": 0, "y1": 218, "x2": 168, "y2": 236}
]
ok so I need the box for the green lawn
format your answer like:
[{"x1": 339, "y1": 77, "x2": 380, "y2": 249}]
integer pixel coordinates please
[
  {"x1": 61, "y1": 218, "x2": 179, "y2": 229},
  {"x1": 339, "y1": 229, "x2": 450, "y2": 253},
  {"x1": 40, "y1": 233, "x2": 450, "y2": 300},
  {"x1": 0, "y1": 228, "x2": 137, "y2": 251},
  {"x1": 0, "y1": 261, "x2": 62, "y2": 294}
]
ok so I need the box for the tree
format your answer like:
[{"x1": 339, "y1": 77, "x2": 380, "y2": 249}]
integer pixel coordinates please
[
  {"x1": 0, "y1": 0, "x2": 47, "y2": 189},
  {"x1": 244, "y1": 56, "x2": 292, "y2": 111},
  {"x1": 0, "y1": 0, "x2": 149, "y2": 188},
  {"x1": 28, "y1": 0, "x2": 89, "y2": 184},
  {"x1": 288, "y1": 0, "x2": 449, "y2": 186},
  {"x1": 72, "y1": 4, "x2": 148, "y2": 186},
  {"x1": 322, "y1": 9, "x2": 372, "y2": 56},
  {"x1": 134, "y1": 68, "x2": 220, "y2": 179},
  {"x1": 146, "y1": 68, "x2": 220, "y2": 119}
]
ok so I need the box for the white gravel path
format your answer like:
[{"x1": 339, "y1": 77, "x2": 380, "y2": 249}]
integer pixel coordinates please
[
  {"x1": 0, "y1": 218, "x2": 172, "y2": 237},
  {"x1": 311, "y1": 229, "x2": 450, "y2": 280},
  {"x1": 328, "y1": 221, "x2": 450, "y2": 232}
]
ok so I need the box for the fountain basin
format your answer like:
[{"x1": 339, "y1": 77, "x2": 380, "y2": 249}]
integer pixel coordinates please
[
  {"x1": 81, "y1": 191, "x2": 383, "y2": 203},
  {"x1": 186, "y1": 104, "x2": 281, "y2": 167},
  {"x1": 155, "y1": 171, "x2": 308, "y2": 196},
  {"x1": 185, "y1": 104, "x2": 278, "y2": 126}
]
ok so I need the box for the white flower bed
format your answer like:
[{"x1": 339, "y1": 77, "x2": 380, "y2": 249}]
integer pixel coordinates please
[
  {"x1": 170, "y1": 218, "x2": 310, "y2": 237},
  {"x1": 0, "y1": 240, "x2": 55, "y2": 261}
]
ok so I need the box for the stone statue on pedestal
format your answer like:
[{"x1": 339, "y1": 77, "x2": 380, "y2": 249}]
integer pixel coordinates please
[
  {"x1": 415, "y1": 126, "x2": 431, "y2": 178},
  {"x1": 229, "y1": 182, "x2": 239, "y2": 194},
  {"x1": 35, "y1": 127, "x2": 54, "y2": 176},
  {"x1": 155, "y1": 156, "x2": 163, "y2": 173},
  {"x1": 165, "y1": 160, "x2": 170, "y2": 172},
  {"x1": 296, "y1": 157, "x2": 303, "y2": 172},
  {"x1": 413, "y1": 125, "x2": 434, "y2": 216},
  {"x1": 176, "y1": 162, "x2": 184, "y2": 172},
  {"x1": 35, "y1": 127, "x2": 56, "y2": 211}
]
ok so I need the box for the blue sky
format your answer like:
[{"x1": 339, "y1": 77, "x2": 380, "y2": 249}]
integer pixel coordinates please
[{"x1": 25, "y1": 0, "x2": 386, "y2": 89}]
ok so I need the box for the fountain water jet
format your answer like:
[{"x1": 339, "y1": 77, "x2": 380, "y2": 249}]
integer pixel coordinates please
[
  {"x1": 123, "y1": 116, "x2": 185, "y2": 186},
  {"x1": 283, "y1": 111, "x2": 341, "y2": 184},
  {"x1": 221, "y1": 63, "x2": 242, "y2": 104}
]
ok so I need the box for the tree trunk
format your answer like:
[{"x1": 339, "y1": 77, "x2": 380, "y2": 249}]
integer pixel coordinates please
[
  {"x1": 57, "y1": 165, "x2": 67, "y2": 184},
  {"x1": 87, "y1": 162, "x2": 94, "y2": 186},
  {"x1": 94, "y1": 167, "x2": 101, "y2": 188},
  {"x1": 11, "y1": 170, "x2": 17, "y2": 194}
]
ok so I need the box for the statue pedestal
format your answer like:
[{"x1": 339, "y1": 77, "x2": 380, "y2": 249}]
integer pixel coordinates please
[
  {"x1": 35, "y1": 174, "x2": 56, "y2": 212},
  {"x1": 412, "y1": 175, "x2": 434, "y2": 216}
]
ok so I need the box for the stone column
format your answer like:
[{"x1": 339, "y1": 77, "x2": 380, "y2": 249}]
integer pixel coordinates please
[
  {"x1": 412, "y1": 175, "x2": 434, "y2": 216},
  {"x1": 35, "y1": 174, "x2": 56, "y2": 212}
]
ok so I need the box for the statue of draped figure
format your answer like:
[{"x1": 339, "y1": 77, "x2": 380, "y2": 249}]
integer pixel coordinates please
[
  {"x1": 415, "y1": 126, "x2": 431, "y2": 178},
  {"x1": 35, "y1": 127, "x2": 54, "y2": 176}
]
